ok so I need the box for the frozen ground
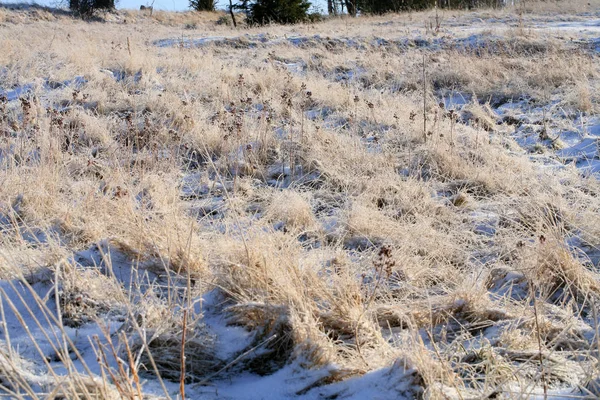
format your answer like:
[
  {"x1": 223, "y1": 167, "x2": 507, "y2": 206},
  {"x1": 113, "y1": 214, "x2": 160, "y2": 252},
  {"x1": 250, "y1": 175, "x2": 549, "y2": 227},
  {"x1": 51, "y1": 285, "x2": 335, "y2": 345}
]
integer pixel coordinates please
[
  {"x1": 1, "y1": 6, "x2": 600, "y2": 400},
  {"x1": 145, "y1": 15, "x2": 600, "y2": 179}
]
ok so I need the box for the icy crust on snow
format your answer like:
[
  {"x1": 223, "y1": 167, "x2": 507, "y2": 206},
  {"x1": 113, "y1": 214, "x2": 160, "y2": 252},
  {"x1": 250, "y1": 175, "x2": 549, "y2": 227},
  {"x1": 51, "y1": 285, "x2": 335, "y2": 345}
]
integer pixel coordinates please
[{"x1": 194, "y1": 361, "x2": 421, "y2": 400}]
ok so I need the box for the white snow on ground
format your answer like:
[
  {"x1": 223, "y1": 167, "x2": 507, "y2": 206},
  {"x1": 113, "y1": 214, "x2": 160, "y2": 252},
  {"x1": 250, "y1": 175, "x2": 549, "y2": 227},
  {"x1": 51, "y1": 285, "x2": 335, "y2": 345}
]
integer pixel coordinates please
[
  {"x1": 2, "y1": 275, "x2": 588, "y2": 399},
  {"x1": 152, "y1": 15, "x2": 600, "y2": 51},
  {"x1": 193, "y1": 361, "x2": 421, "y2": 400},
  {"x1": 0, "y1": 276, "x2": 123, "y2": 393},
  {"x1": 0, "y1": 263, "x2": 423, "y2": 399},
  {"x1": 494, "y1": 101, "x2": 600, "y2": 177},
  {"x1": 0, "y1": 77, "x2": 85, "y2": 102}
]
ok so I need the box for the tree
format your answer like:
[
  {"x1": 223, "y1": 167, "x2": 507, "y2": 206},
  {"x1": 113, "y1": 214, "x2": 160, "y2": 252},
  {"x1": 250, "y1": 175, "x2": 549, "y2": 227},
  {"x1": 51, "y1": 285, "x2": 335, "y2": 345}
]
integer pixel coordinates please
[
  {"x1": 356, "y1": 0, "x2": 504, "y2": 14},
  {"x1": 69, "y1": 0, "x2": 114, "y2": 18},
  {"x1": 344, "y1": 0, "x2": 356, "y2": 16},
  {"x1": 240, "y1": 0, "x2": 312, "y2": 25},
  {"x1": 327, "y1": 0, "x2": 344, "y2": 15},
  {"x1": 190, "y1": 0, "x2": 216, "y2": 11},
  {"x1": 358, "y1": 0, "x2": 414, "y2": 14},
  {"x1": 229, "y1": 0, "x2": 238, "y2": 27}
]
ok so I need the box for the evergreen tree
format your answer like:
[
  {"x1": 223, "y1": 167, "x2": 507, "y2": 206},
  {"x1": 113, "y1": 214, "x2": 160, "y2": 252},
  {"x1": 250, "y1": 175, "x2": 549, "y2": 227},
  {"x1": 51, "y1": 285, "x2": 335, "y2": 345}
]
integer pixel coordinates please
[
  {"x1": 240, "y1": 0, "x2": 312, "y2": 25},
  {"x1": 357, "y1": 0, "x2": 503, "y2": 14},
  {"x1": 189, "y1": 0, "x2": 216, "y2": 11},
  {"x1": 357, "y1": 0, "x2": 428, "y2": 14},
  {"x1": 69, "y1": 0, "x2": 114, "y2": 18}
]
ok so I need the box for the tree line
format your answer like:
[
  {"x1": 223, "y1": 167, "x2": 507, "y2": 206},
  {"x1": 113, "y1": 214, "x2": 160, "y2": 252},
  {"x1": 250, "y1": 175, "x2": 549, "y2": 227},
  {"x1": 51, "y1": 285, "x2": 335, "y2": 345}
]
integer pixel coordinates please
[
  {"x1": 326, "y1": 0, "x2": 506, "y2": 16},
  {"x1": 191, "y1": 0, "x2": 506, "y2": 24},
  {"x1": 70, "y1": 0, "x2": 507, "y2": 22}
]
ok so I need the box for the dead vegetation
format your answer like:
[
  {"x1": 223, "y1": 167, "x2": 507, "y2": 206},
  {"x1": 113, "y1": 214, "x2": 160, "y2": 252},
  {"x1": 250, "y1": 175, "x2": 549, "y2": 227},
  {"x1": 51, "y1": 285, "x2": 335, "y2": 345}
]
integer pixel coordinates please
[{"x1": 1, "y1": 2, "x2": 600, "y2": 399}]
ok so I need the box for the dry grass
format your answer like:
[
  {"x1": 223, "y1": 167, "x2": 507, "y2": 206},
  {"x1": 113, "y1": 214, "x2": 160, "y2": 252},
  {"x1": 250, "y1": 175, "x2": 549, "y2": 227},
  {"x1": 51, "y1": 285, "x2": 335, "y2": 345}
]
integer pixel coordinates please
[{"x1": 1, "y1": 3, "x2": 600, "y2": 398}]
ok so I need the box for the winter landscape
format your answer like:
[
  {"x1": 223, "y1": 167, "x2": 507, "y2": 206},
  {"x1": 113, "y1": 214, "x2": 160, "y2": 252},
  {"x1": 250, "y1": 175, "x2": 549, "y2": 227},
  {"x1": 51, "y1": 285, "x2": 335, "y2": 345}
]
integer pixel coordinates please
[{"x1": 1, "y1": 0, "x2": 600, "y2": 398}]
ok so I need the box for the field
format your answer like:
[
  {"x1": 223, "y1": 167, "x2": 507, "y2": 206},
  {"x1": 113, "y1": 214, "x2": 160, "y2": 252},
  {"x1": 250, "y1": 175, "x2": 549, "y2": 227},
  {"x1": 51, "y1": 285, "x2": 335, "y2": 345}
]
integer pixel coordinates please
[{"x1": 1, "y1": 1, "x2": 600, "y2": 398}]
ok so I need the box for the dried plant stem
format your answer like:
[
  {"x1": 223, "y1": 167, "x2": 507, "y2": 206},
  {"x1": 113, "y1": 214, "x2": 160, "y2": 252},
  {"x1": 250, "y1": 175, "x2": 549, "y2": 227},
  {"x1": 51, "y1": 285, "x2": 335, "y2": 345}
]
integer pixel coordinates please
[
  {"x1": 422, "y1": 53, "x2": 427, "y2": 142},
  {"x1": 593, "y1": 300, "x2": 600, "y2": 369},
  {"x1": 530, "y1": 281, "x2": 548, "y2": 399},
  {"x1": 426, "y1": 330, "x2": 464, "y2": 400},
  {"x1": 123, "y1": 333, "x2": 144, "y2": 399},
  {"x1": 0, "y1": 293, "x2": 12, "y2": 358},
  {"x1": 180, "y1": 308, "x2": 188, "y2": 399},
  {"x1": 94, "y1": 336, "x2": 127, "y2": 397}
]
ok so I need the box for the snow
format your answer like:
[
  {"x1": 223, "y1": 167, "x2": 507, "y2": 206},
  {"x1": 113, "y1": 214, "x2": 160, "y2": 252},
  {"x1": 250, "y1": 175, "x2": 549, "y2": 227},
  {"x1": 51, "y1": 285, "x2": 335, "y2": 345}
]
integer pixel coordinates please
[
  {"x1": 199, "y1": 290, "x2": 253, "y2": 361},
  {"x1": 149, "y1": 17, "x2": 600, "y2": 179},
  {"x1": 151, "y1": 19, "x2": 600, "y2": 56},
  {"x1": 189, "y1": 360, "x2": 419, "y2": 400},
  {"x1": 0, "y1": 83, "x2": 36, "y2": 102},
  {"x1": 0, "y1": 240, "x2": 424, "y2": 399},
  {"x1": 440, "y1": 93, "x2": 600, "y2": 178},
  {"x1": 153, "y1": 34, "x2": 272, "y2": 48},
  {"x1": 441, "y1": 92, "x2": 472, "y2": 110},
  {"x1": 470, "y1": 211, "x2": 499, "y2": 237},
  {"x1": 557, "y1": 137, "x2": 598, "y2": 161},
  {"x1": 274, "y1": 60, "x2": 306, "y2": 75},
  {"x1": 0, "y1": 76, "x2": 86, "y2": 102},
  {"x1": 0, "y1": 276, "x2": 125, "y2": 391}
]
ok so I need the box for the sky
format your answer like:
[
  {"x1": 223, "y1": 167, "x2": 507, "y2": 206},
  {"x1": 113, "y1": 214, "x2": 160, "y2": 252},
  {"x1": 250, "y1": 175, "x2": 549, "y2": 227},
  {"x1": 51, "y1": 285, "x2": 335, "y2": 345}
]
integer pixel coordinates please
[{"x1": 2, "y1": 0, "x2": 328, "y2": 12}]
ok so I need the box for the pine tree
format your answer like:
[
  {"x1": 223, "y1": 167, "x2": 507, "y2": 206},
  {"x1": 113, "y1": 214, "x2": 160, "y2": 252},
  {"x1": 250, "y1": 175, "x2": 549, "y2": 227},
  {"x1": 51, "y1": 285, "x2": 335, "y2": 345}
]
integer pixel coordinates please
[
  {"x1": 69, "y1": 0, "x2": 114, "y2": 18},
  {"x1": 189, "y1": 0, "x2": 216, "y2": 11},
  {"x1": 241, "y1": 0, "x2": 312, "y2": 25}
]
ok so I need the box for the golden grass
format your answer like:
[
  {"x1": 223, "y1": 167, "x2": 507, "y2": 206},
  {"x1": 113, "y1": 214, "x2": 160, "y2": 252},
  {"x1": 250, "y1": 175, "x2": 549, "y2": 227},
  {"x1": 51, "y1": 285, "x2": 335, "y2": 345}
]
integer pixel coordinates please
[{"x1": 0, "y1": 3, "x2": 599, "y2": 398}]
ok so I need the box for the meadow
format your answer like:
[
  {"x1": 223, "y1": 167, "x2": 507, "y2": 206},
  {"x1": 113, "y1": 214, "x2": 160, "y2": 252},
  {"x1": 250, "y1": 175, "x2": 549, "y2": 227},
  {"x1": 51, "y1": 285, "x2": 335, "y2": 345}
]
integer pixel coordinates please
[{"x1": 1, "y1": 1, "x2": 600, "y2": 398}]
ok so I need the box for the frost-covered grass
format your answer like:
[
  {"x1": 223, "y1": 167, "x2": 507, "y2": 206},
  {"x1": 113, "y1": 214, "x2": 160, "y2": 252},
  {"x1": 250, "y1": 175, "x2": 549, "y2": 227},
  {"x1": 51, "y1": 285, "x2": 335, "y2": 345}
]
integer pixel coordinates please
[{"x1": 1, "y1": 2, "x2": 600, "y2": 399}]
